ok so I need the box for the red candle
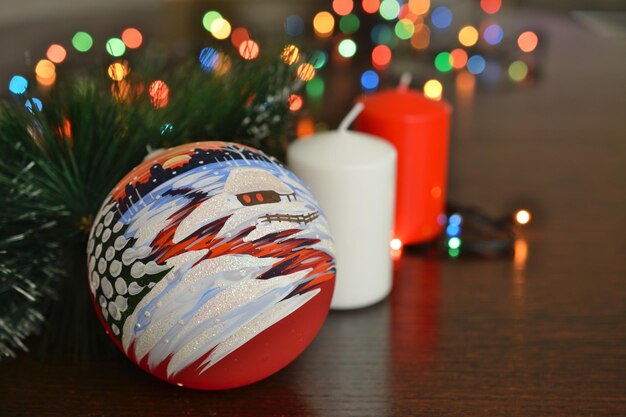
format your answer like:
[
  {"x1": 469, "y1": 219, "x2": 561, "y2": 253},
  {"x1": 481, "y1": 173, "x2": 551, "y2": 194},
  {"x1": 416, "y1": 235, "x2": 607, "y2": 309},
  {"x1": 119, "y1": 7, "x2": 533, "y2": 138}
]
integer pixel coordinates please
[{"x1": 355, "y1": 86, "x2": 451, "y2": 245}]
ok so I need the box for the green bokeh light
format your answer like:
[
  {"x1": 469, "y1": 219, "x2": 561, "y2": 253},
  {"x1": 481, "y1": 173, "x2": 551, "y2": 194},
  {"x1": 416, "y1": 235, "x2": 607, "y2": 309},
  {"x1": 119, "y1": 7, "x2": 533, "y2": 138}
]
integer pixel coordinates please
[
  {"x1": 448, "y1": 237, "x2": 461, "y2": 249},
  {"x1": 508, "y1": 60, "x2": 529, "y2": 82},
  {"x1": 202, "y1": 11, "x2": 222, "y2": 32},
  {"x1": 339, "y1": 14, "x2": 360, "y2": 35},
  {"x1": 306, "y1": 77, "x2": 325, "y2": 98},
  {"x1": 379, "y1": 0, "x2": 400, "y2": 21},
  {"x1": 310, "y1": 50, "x2": 327, "y2": 69},
  {"x1": 72, "y1": 32, "x2": 93, "y2": 52},
  {"x1": 434, "y1": 52, "x2": 453, "y2": 72},
  {"x1": 105, "y1": 38, "x2": 126, "y2": 57},
  {"x1": 338, "y1": 39, "x2": 357, "y2": 58},
  {"x1": 394, "y1": 19, "x2": 414, "y2": 40}
]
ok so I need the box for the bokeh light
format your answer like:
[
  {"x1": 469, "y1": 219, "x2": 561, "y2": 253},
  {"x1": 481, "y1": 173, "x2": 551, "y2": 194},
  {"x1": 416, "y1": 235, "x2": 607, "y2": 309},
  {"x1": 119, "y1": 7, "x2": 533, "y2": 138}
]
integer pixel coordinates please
[
  {"x1": 46, "y1": 44, "x2": 67, "y2": 64},
  {"x1": 288, "y1": 94, "x2": 303, "y2": 111},
  {"x1": 72, "y1": 31, "x2": 93, "y2": 52},
  {"x1": 518, "y1": 31, "x2": 538, "y2": 53},
  {"x1": 362, "y1": 0, "x2": 380, "y2": 14},
  {"x1": 202, "y1": 11, "x2": 222, "y2": 32},
  {"x1": 508, "y1": 60, "x2": 529, "y2": 82},
  {"x1": 450, "y1": 48, "x2": 468, "y2": 69},
  {"x1": 239, "y1": 40, "x2": 260, "y2": 60},
  {"x1": 107, "y1": 62, "x2": 129, "y2": 81},
  {"x1": 310, "y1": 50, "x2": 328, "y2": 69},
  {"x1": 211, "y1": 18, "x2": 232, "y2": 40},
  {"x1": 431, "y1": 6, "x2": 452, "y2": 29},
  {"x1": 121, "y1": 28, "x2": 143, "y2": 49},
  {"x1": 372, "y1": 44, "x2": 392, "y2": 70},
  {"x1": 35, "y1": 59, "x2": 55, "y2": 79},
  {"x1": 338, "y1": 39, "x2": 357, "y2": 58},
  {"x1": 281, "y1": 44, "x2": 300, "y2": 65},
  {"x1": 306, "y1": 77, "x2": 325, "y2": 98},
  {"x1": 361, "y1": 70, "x2": 379, "y2": 91},
  {"x1": 199, "y1": 47, "x2": 219, "y2": 71},
  {"x1": 449, "y1": 213, "x2": 462, "y2": 226},
  {"x1": 448, "y1": 247, "x2": 460, "y2": 258},
  {"x1": 423, "y1": 79, "x2": 443, "y2": 100},
  {"x1": 149, "y1": 80, "x2": 169, "y2": 109},
  {"x1": 456, "y1": 70, "x2": 476, "y2": 95},
  {"x1": 37, "y1": 73, "x2": 56, "y2": 87},
  {"x1": 9, "y1": 75, "x2": 28, "y2": 94},
  {"x1": 371, "y1": 24, "x2": 394, "y2": 45},
  {"x1": 467, "y1": 55, "x2": 486, "y2": 74},
  {"x1": 448, "y1": 237, "x2": 461, "y2": 249},
  {"x1": 25, "y1": 98, "x2": 43, "y2": 113},
  {"x1": 390, "y1": 238, "x2": 402, "y2": 251},
  {"x1": 105, "y1": 38, "x2": 126, "y2": 57},
  {"x1": 297, "y1": 117, "x2": 315, "y2": 138},
  {"x1": 480, "y1": 0, "x2": 502, "y2": 14},
  {"x1": 515, "y1": 209, "x2": 531, "y2": 225},
  {"x1": 297, "y1": 63, "x2": 316, "y2": 81},
  {"x1": 408, "y1": 0, "x2": 430, "y2": 15},
  {"x1": 339, "y1": 14, "x2": 360, "y2": 34},
  {"x1": 458, "y1": 26, "x2": 479, "y2": 47},
  {"x1": 379, "y1": 0, "x2": 400, "y2": 20},
  {"x1": 214, "y1": 53, "x2": 232, "y2": 76},
  {"x1": 160, "y1": 123, "x2": 174, "y2": 135},
  {"x1": 333, "y1": 0, "x2": 354, "y2": 16},
  {"x1": 434, "y1": 52, "x2": 452, "y2": 72},
  {"x1": 285, "y1": 15, "x2": 304, "y2": 36},
  {"x1": 231, "y1": 27, "x2": 250, "y2": 48},
  {"x1": 395, "y1": 19, "x2": 415, "y2": 39},
  {"x1": 411, "y1": 25, "x2": 430, "y2": 49},
  {"x1": 313, "y1": 11, "x2": 335, "y2": 38},
  {"x1": 483, "y1": 23, "x2": 504, "y2": 45}
]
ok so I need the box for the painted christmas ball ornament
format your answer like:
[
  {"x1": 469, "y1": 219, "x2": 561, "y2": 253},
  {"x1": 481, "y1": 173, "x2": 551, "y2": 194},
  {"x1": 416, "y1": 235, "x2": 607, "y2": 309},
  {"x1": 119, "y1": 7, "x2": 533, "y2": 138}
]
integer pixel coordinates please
[{"x1": 87, "y1": 142, "x2": 335, "y2": 390}]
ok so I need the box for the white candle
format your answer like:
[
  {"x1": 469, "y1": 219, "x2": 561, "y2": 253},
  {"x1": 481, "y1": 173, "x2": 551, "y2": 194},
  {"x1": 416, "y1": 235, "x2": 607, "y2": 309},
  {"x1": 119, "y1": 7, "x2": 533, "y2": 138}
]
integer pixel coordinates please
[{"x1": 287, "y1": 103, "x2": 397, "y2": 309}]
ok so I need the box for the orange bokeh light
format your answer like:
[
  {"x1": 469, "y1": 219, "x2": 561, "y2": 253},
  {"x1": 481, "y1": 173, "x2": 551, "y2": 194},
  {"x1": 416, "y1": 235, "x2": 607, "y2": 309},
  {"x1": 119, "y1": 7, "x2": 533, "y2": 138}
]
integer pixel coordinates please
[
  {"x1": 362, "y1": 0, "x2": 380, "y2": 14},
  {"x1": 296, "y1": 117, "x2": 315, "y2": 138},
  {"x1": 239, "y1": 40, "x2": 260, "y2": 60},
  {"x1": 35, "y1": 59, "x2": 55, "y2": 79},
  {"x1": 288, "y1": 94, "x2": 303, "y2": 111},
  {"x1": 122, "y1": 28, "x2": 143, "y2": 49},
  {"x1": 46, "y1": 44, "x2": 67, "y2": 64},
  {"x1": 372, "y1": 44, "x2": 392, "y2": 70},
  {"x1": 450, "y1": 48, "x2": 468, "y2": 70},
  {"x1": 333, "y1": 0, "x2": 354, "y2": 16},
  {"x1": 517, "y1": 31, "x2": 538, "y2": 53},
  {"x1": 296, "y1": 63, "x2": 316, "y2": 82},
  {"x1": 149, "y1": 80, "x2": 169, "y2": 108},
  {"x1": 313, "y1": 11, "x2": 335, "y2": 38}
]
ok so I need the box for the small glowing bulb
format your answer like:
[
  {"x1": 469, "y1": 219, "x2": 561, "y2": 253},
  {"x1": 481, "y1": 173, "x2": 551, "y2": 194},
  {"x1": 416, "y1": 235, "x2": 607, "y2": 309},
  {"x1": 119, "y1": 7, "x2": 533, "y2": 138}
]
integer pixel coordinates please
[
  {"x1": 390, "y1": 238, "x2": 402, "y2": 251},
  {"x1": 515, "y1": 209, "x2": 531, "y2": 225}
]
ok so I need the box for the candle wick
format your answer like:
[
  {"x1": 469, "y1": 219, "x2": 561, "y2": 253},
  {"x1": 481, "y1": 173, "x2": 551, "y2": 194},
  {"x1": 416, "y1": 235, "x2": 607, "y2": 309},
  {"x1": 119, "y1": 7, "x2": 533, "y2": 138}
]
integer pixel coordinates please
[
  {"x1": 398, "y1": 72, "x2": 412, "y2": 90},
  {"x1": 338, "y1": 102, "x2": 365, "y2": 132}
]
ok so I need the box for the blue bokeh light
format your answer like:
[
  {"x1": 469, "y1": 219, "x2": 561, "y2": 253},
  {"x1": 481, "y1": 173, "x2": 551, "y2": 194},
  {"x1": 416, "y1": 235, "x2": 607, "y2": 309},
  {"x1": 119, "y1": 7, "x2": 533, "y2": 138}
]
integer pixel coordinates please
[
  {"x1": 483, "y1": 24, "x2": 504, "y2": 45},
  {"x1": 431, "y1": 6, "x2": 453, "y2": 29},
  {"x1": 25, "y1": 97, "x2": 43, "y2": 112},
  {"x1": 9, "y1": 75, "x2": 28, "y2": 95},
  {"x1": 446, "y1": 224, "x2": 461, "y2": 237},
  {"x1": 449, "y1": 213, "x2": 462, "y2": 226},
  {"x1": 467, "y1": 55, "x2": 486, "y2": 74},
  {"x1": 285, "y1": 15, "x2": 304, "y2": 36},
  {"x1": 199, "y1": 47, "x2": 219, "y2": 71},
  {"x1": 361, "y1": 70, "x2": 380, "y2": 91}
]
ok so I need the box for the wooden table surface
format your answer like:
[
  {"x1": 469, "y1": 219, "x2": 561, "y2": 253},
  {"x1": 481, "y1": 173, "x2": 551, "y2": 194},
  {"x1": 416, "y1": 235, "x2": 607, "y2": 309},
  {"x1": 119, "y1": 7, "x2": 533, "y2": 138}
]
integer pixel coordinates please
[{"x1": 1, "y1": 8, "x2": 625, "y2": 417}]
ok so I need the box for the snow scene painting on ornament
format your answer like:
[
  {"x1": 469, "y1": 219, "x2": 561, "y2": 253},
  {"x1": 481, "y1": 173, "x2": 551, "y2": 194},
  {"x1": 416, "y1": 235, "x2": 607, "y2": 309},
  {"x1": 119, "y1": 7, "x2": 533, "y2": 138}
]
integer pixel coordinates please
[{"x1": 86, "y1": 142, "x2": 336, "y2": 390}]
